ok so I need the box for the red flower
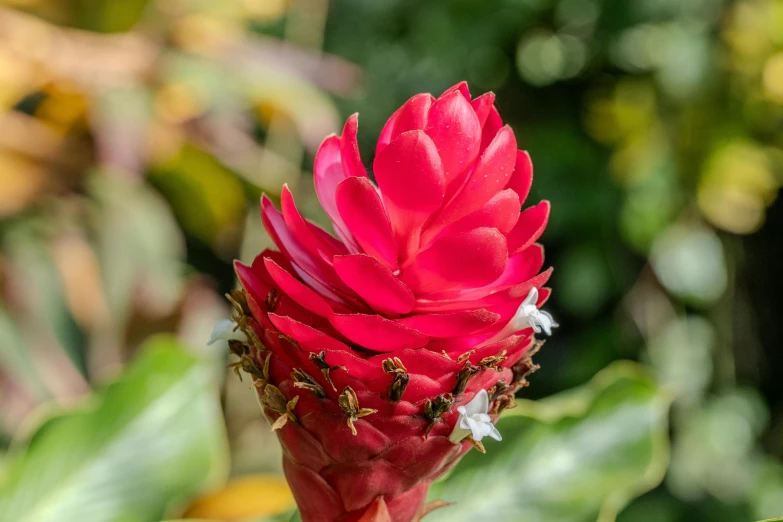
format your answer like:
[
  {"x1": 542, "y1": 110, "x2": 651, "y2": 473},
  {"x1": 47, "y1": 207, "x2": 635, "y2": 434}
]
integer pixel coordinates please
[{"x1": 222, "y1": 82, "x2": 553, "y2": 522}]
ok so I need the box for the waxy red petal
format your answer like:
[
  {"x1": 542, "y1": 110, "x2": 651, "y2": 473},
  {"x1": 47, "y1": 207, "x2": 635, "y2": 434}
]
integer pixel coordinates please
[
  {"x1": 313, "y1": 135, "x2": 360, "y2": 251},
  {"x1": 435, "y1": 188, "x2": 520, "y2": 238},
  {"x1": 373, "y1": 130, "x2": 445, "y2": 261},
  {"x1": 335, "y1": 177, "x2": 398, "y2": 269},
  {"x1": 400, "y1": 227, "x2": 508, "y2": 295},
  {"x1": 431, "y1": 125, "x2": 517, "y2": 230},
  {"x1": 262, "y1": 195, "x2": 349, "y2": 296},
  {"x1": 480, "y1": 105, "x2": 503, "y2": 152},
  {"x1": 263, "y1": 257, "x2": 334, "y2": 317},
  {"x1": 269, "y1": 313, "x2": 351, "y2": 352},
  {"x1": 442, "y1": 81, "x2": 471, "y2": 101},
  {"x1": 471, "y1": 92, "x2": 496, "y2": 127},
  {"x1": 283, "y1": 457, "x2": 344, "y2": 522},
  {"x1": 370, "y1": 348, "x2": 459, "y2": 381},
  {"x1": 507, "y1": 150, "x2": 534, "y2": 204},
  {"x1": 425, "y1": 89, "x2": 481, "y2": 188},
  {"x1": 377, "y1": 93, "x2": 433, "y2": 156},
  {"x1": 328, "y1": 313, "x2": 428, "y2": 352},
  {"x1": 340, "y1": 113, "x2": 367, "y2": 178},
  {"x1": 397, "y1": 309, "x2": 500, "y2": 338},
  {"x1": 333, "y1": 254, "x2": 415, "y2": 316},
  {"x1": 413, "y1": 267, "x2": 553, "y2": 313},
  {"x1": 507, "y1": 200, "x2": 550, "y2": 255},
  {"x1": 451, "y1": 244, "x2": 545, "y2": 302},
  {"x1": 281, "y1": 185, "x2": 343, "y2": 259}
]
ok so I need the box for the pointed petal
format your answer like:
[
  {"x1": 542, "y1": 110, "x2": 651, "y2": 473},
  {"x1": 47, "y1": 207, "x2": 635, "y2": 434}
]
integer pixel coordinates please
[
  {"x1": 340, "y1": 113, "x2": 367, "y2": 178},
  {"x1": 368, "y1": 347, "x2": 459, "y2": 378},
  {"x1": 425, "y1": 89, "x2": 482, "y2": 187},
  {"x1": 335, "y1": 177, "x2": 398, "y2": 269},
  {"x1": 431, "y1": 125, "x2": 517, "y2": 230},
  {"x1": 376, "y1": 93, "x2": 433, "y2": 156},
  {"x1": 313, "y1": 135, "x2": 360, "y2": 251},
  {"x1": 400, "y1": 227, "x2": 508, "y2": 295},
  {"x1": 450, "y1": 244, "x2": 544, "y2": 302},
  {"x1": 506, "y1": 150, "x2": 533, "y2": 204},
  {"x1": 435, "y1": 188, "x2": 520, "y2": 239},
  {"x1": 263, "y1": 257, "x2": 334, "y2": 317},
  {"x1": 413, "y1": 267, "x2": 553, "y2": 313},
  {"x1": 442, "y1": 81, "x2": 471, "y2": 101},
  {"x1": 357, "y1": 497, "x2": 392, "y2": 522},
  {"x1": 396, "y1": 309, "x2": 500, "y2": 338},
  {"x1": 328, "y1": 313, "x2": 428, "y2": 352},
  {"x1": 373, "y1": 130, "x2": 446, "y2": 261},
  {"x1": 269, "y1": 313, "x2": 350, "y2": 352},
  {"x1": 281, "y1": 185, "x2": 343, "y2": 258},
  {"x1": 234, "y1": 258, "x2": 273, "y2": 305},
  {"x1": 470, "y1": 92, "x2": 496, "y2": 127},
  {"x1": 332, "y1": 254, "x2": 415, "y2": 316},
  {"x1": 480, "y1": 105, "x2": 503, "y2": 152},
  {"x1": 261, "y1": 195, "x2": 344, "y2": 293},
  {"x1": 507, "y1": 201, "x2": 550, "y2": 255}
]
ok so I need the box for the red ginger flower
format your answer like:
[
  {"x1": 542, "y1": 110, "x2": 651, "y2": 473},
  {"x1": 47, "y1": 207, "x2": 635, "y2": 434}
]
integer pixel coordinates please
[{"x1": 220, "y1": 82, "x2": 554, "y2": 522}]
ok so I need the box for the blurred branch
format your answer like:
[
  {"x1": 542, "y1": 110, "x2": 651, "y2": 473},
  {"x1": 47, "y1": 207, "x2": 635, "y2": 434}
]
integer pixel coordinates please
[
  {"x1": 224, "y1": 35, "x2": 364, "y2": 98},
  {"x1": 0, "y1": 7, "x2": 157, "y2": 90},
  {"x1": 187, "y1": 114, "x2": 301, "y2": 194},
  {"x1": 0, "y1": 111, "x2": 90, "y2": 171}
]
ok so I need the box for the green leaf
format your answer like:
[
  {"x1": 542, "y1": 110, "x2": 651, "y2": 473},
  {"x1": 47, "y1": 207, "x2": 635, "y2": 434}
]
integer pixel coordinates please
[
  {"x1": 91, "y1": 174, "x2": 185, "y2": 327},
  {"x1": 0, "y1": 336, "x2": 229, "y2": 522},
  {"x1": 427, "y1": 362, "x2": 671, "y2": 522}
]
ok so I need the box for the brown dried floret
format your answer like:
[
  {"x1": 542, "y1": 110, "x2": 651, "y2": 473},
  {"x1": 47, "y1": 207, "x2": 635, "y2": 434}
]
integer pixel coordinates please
[
  {"x1": 511, "y1": 340, "x2": 544, "y2": 389},
  {"x1": 466, "y1": 435, "x2": 486, "y2": 454},
  {"x1": 338, "y1": 386, "x2": 377, "y2": 436},
  {"x1": 452, "y1": 362, "x2": 480, "y2": 395},
  {"x1": 478, "y1": 349, "x2": 507, "y2": 371},
  {"x1": 291, "y1": 368, "x2": 327, "y2": 398},
  {"x1": 423, "y1": 393, "x2": 455, "y2": 437},
  {"x1": 382, "y1": 357, "x2": 410, "y2": 402},
  {"x1": 487, "y1": 378, "x2": 512, "y2": 402},
  {"x1": 456, "y1": 349, "x2": 476, "y2": 364},
  {"x1": 262, "y1": 384, "x2": 298, "y2": 431},
  {"x1": 309, "y1": 351, "x2": 347, "y2": 391},
  {"x1": 225, "y1": 289, "x2": 264, "y2": 351},
  {"x1": 266, "y1": 288, "x2": 280, "y2": 312},
  {"x1": 229, "y1": 352, "x2": 269, "y2": 386},
  {"x1": 490, "y1": 394, "x2": 517, "y2": 415}
]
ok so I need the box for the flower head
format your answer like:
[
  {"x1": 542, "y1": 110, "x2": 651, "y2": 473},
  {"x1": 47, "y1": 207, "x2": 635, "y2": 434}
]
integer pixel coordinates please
[
  {"x1": 208, "y1": 319, "x2": 247, "y2": 346},
  {"x1": 449, "y1": 389, "x2": 502, "y2": 444},
  {"x1": 515, "y1": 287, "x2": 558, "y2": 335},
  {"x1": 223, "y1": 82, "x2": 555, "y2": 522}
]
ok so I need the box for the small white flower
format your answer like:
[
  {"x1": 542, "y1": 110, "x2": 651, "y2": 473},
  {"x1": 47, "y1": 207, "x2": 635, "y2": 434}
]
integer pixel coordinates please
[
  {"x1": 478, "y1": 287, "x2": 558, "y2": 347},
  {"x1": 511, "y1": 287, "x2": 558, "y2": 336},
  {"x1": 449, "y1": 390, "x2": 502, "y2": 444},
  {"x1": 208, "y1": 319, "x2": 248, "y2": 346}
]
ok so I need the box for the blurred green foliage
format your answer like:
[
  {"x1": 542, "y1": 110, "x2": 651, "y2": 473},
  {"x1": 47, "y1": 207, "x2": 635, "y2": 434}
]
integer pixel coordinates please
[
  {"x1": 0, "y1": 336, "x2": 228, "y2": 522},
  {"x1": 428, "y1": 362, "x2": 670, "y2": 522},
  {"x1": 0, "y1": 0, "x2": 782, "y2": 521}
]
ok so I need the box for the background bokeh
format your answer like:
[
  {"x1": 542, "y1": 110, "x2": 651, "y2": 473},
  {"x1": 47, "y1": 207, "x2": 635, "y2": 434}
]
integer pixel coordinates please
[{"x1": 0, "y1": 0, "x2": 782, "y2": 521}]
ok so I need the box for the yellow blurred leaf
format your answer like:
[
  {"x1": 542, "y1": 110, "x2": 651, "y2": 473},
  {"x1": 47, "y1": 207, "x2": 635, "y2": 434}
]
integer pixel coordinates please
[
  {"x1": 36, "y1": 83, "x2": 88, "y2": 129},
  {"x1": 0, "y1": 150, "x2": 47, "y2": 216},
  {"x1": 183, "y1": 475, "x2": 295, "y2": 521},
  {"x1": 0, "y1": 47, "x2": 44, "y2": 111},
  {"x1": 762, "y1": 52, "x2": 783, "y2": 102},
  {"x1": 51, "y1": 233, "x2": 109, "y2": 329},
  {"x1": 698, "y1": 141, "x2": 780, "y2": 234}
]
